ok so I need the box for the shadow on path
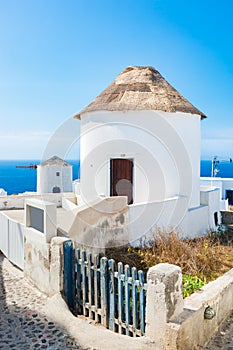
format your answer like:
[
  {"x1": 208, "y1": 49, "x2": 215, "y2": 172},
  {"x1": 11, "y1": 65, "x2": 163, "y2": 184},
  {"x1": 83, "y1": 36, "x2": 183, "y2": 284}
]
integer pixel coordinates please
[{"x1": 0, "y1": 252, "x2": 85, "y2": 350}]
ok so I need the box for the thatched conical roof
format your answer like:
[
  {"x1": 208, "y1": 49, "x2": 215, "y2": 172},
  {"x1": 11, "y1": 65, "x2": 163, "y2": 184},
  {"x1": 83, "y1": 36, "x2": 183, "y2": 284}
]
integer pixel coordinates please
[
  {"x1": 40, "y1": 156, "x2": 71, "y2": 167},
  {"x1": 74, "y1": 66, "x2": 206, "y2": 119}
]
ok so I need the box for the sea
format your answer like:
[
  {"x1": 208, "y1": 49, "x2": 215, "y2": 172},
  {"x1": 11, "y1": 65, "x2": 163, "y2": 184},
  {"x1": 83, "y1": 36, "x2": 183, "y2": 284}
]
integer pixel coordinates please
[{"x1": 1, "y1": 159, "x2": 233, "y2": 195}]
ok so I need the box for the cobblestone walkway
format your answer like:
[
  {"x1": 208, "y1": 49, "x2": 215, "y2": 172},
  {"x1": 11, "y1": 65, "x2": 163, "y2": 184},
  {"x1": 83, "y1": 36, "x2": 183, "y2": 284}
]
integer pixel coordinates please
[{"x1": 0, "y1": 253, "x2": 84, "y2": 349}]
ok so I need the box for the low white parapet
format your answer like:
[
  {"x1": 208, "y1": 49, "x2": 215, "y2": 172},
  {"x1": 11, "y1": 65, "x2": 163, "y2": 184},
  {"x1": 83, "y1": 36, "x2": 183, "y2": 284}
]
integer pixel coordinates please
[
  {"x1": 165, "y1": 267, "x2": 233, "y2": 349},
  {"x1": 0, "y1": 192, "x2": 77, "y2": 210},
  {"x1": 62, "y1": 197, "x2": 78, "y2": 211},
  {"x1": 24, "y1": 198, "x2": 57, "y2": 243},
  {"x1": 144, "y1": 262, "x2": 233, "y2": 349}
]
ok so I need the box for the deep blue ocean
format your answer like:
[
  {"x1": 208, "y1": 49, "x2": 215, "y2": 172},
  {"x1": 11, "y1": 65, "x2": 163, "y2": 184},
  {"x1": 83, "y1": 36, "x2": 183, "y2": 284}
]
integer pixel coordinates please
[
  {"x1": 0, "y1": 159, "x2": 233, "y2": 195},
  {"x1": 200, "y1": 160, "x2": 233, "y2": 178}
]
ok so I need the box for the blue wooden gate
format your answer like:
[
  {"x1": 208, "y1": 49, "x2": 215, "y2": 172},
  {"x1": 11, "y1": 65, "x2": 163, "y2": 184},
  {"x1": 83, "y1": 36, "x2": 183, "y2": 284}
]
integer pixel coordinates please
[{"x1": 63, "y1": 241, "x2": 147, "y2": 337}]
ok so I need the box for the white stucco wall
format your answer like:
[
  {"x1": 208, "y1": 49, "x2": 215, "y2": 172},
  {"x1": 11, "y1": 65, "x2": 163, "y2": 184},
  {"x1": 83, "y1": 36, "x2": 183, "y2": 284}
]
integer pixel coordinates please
[
  {"x1": 179, "y1": 187, "x2": 221, "y2": 238},
  {"x1": 180, "y1": 205, "x2": 209, "y2": 238},
  {"x1": 37, "y1": 165, "x2": 73, "y2": 193},
  {"x1": 201, "y1": 177, "x2": 233, "y2": 200},
  {"x1": 129, "y1": 190, "x2": 219, "y2": 243},
  {"x1": 162, "y1": 112, "x2": 201, "y2": 208},
  {"x1": 129, "y1": 196, "x2": 189, "y2": 243},
  {"x1": 80, "y1": 110, "x2": 201, "y2": 210},
  {"x1": 200, "y1": 187, "x2": 221, "y2": 227}
]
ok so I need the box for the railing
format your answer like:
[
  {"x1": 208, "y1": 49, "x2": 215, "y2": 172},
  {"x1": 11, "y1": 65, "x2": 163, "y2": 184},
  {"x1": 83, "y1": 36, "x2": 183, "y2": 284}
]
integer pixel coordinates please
[
  {"x1": 63, "y1": 241, "x2": 147, "y2": 337},
  {"x1": 0, "y1": 212, "x2": 24, "y2": 270}
]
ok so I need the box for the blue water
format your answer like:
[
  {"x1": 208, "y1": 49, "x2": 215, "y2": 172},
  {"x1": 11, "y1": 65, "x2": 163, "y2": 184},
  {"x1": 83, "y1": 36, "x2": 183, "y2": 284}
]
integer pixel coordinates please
[
  {"x1": 200, "y1": 160, "x2": 233, "y2": 178},
  {"x1": 0, "y1": 160, "x2": 80, "y2": 195},
  {"x1": 0, "y1": 159, "x2": 233, "y2": 195}
]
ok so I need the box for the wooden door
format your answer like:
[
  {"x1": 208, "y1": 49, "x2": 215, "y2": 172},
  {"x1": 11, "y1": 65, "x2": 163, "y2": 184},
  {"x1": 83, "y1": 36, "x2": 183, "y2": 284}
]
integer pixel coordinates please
[{"x1": 110, "y1": 159, "x2": 133, "y2": 205}]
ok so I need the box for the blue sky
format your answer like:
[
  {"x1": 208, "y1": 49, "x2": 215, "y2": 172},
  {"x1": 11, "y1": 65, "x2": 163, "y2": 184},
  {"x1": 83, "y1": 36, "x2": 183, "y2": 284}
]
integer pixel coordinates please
[{"x1": 0, "y1": 0, "x2": 233, "y2": 160}]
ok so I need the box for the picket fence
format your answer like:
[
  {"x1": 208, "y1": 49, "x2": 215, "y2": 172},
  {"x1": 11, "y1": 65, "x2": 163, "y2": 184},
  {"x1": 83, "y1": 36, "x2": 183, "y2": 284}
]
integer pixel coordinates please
[{"x1": 63, "y1": 240, "x2": 147, "y2": 337}]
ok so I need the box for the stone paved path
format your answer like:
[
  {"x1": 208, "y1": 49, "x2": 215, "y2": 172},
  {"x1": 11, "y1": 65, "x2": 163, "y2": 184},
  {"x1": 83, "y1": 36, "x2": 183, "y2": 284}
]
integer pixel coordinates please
[{"x1": 0, "y1": 253, "x2": 85, "y2": 349}]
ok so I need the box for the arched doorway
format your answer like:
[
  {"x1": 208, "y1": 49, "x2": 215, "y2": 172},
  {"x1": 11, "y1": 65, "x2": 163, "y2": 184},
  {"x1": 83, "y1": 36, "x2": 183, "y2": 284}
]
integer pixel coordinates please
[{"x1": 53, "y1": 186, "x2": 61, "y2": 193}]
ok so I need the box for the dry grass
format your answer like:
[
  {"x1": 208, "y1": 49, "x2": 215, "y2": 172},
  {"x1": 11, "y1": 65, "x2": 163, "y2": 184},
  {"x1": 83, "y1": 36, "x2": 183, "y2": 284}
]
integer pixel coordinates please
[{"x1": 106, "y1": 228, "x2": 233, "y2": 282}]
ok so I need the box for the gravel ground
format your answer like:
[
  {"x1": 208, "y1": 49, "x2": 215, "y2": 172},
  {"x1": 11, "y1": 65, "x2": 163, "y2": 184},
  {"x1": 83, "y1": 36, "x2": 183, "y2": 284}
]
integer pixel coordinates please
[{"x1": 0, "y1": 253, "x2": 85, "y2": 350}]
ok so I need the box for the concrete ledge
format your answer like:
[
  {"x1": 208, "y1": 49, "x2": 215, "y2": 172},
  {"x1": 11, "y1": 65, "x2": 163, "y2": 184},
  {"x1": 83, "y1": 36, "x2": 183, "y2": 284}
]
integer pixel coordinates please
[
  {"x1": 45, "y1": 293, "x2": 155, "y2": 350},
  {"x1": 62, "y1": 197, "x2": 78, "y2": 211},
  {"x1": 166, "y1": 268, "x2": 233, "y2": 349}
]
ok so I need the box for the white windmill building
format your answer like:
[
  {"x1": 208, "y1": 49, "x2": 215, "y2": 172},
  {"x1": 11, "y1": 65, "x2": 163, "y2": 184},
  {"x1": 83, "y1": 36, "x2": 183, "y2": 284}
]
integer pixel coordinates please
[
  {"x1": 69, "y1": 66, "x2": 220, "y2": 244},
  {"x1": 37, "y1": 156, "x2": 73, "y2": 194}
]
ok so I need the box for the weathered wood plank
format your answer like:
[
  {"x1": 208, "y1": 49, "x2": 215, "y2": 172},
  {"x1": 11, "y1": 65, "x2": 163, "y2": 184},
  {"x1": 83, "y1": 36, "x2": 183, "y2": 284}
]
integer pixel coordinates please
[
  {"x1": 118, "y1": 262, "x2": 124, "y2": 334},
  {"x1": 81, "y1": 250, "x2": 88, "y2": 316},
  {"x1": 94, "y1": 254, "x2": 99, "y2": 321},
  {"x1": 100, "y1": 257, "x2": 109, "y2": 327},
  {"x1": 76, "y1": 248, "x2": 82, "y2": 314},
  {"x1": 125, "y1": 265, "x2": 131, "y2": 336},
  {"x1": 132, "y1": 267, "x2": 138, "y2": 336},
  {"x1": 108, "y1": 259, "x2": 116, "y2": 331},
  {"x1": 139, "y1": 270, "x2": 146, "y2": 335},
  {"x1": 87, "y1": 252, "x2": 93, "y2": 319},
  {"x1": 63, "y1": 240, "x2": 74, "y2": 311}
]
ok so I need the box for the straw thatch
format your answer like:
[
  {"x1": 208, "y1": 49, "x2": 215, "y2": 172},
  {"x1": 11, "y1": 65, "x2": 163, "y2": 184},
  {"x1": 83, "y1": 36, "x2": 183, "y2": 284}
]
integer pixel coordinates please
[
  {"x1": 74, "y1": 66, "x2": 206, "y2": 119},
  {"x1": 40, "y1": 156, "x2": 71, "y2": 167}
]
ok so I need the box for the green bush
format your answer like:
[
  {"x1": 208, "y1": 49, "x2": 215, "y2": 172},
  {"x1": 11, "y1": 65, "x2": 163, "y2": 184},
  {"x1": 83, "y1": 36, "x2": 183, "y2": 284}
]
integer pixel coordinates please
[{"x1": 182, "y1": 274, "x2": 206, "y2": 298}]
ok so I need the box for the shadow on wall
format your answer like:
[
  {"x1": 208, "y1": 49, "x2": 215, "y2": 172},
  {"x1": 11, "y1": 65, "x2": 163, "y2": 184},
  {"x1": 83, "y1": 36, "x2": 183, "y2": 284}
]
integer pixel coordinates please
[{"x1": 0, "y1": 252, "x2": 82, "y2": 349}]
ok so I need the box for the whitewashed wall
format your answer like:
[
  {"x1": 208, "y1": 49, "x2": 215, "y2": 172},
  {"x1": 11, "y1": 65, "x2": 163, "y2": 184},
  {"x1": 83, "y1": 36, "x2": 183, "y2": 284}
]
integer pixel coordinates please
[
  {"x1": 162, "y1": 112, "x2": 201, "y2": 208},
  {"x1": 181, "y1": 206, "x2": 209, "y2": 238},
  {"x1": 129, "y1": 187, "x2": 221, "y2": 243},
  {"x1": 80, "y1": 110, "x2": 201, "y2": 210},
  {"x1": 129, "y1": 196, "x2": 188, "y2": 243},
  {"x1": 201, "y1": 177, "x2": 233, "y2": 200},
  {"x1": 200, "y1": 187, "x2": 221, "y2": 227}
]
